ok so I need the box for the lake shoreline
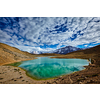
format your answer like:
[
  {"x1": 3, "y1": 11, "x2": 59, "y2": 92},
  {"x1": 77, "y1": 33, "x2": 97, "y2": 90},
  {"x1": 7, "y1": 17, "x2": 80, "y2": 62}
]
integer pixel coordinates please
[{"x1": 0, "y1": 57, "x2": 100, "y2": 84}]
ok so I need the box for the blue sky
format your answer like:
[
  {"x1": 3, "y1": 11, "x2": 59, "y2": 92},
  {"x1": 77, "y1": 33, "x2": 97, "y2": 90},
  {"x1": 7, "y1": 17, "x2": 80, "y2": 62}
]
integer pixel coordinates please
[{"x1": 0, "y1": 17, "x2": 100, "y2": 53}]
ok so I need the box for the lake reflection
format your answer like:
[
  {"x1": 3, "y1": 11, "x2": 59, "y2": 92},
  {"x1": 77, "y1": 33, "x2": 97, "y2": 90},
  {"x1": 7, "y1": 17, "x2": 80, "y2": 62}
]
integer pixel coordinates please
[{"x1": 18, "y1": 57, "x2": 89, "y2": 80}]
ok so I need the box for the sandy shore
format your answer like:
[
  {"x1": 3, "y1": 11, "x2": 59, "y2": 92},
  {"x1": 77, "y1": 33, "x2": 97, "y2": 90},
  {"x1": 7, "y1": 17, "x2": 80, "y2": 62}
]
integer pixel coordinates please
[{"x1": 0, "y1": 65, "x2": 53, "y2": 84}]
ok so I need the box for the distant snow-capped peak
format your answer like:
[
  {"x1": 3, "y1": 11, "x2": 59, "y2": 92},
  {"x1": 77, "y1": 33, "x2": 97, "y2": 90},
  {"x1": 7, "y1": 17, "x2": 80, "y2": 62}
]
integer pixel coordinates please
[{"x1": 30, "y1": 46, "x2": 82, "y2": 54}]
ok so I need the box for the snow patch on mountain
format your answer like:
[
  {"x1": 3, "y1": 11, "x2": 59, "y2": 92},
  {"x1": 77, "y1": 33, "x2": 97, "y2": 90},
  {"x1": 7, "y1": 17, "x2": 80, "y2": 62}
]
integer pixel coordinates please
[{"x1": 30, "y1": 46, "x2": 82, "y2": 54}]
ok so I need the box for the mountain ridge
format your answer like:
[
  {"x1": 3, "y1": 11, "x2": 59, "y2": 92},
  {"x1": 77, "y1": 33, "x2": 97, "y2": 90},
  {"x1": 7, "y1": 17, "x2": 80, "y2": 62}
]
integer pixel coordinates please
[
  {"x1": 53, "y1": 46, "x2": 82, "y2": 54},
  {"x1": 30, "y1": 46, "x2": 82, "y2": 54}
]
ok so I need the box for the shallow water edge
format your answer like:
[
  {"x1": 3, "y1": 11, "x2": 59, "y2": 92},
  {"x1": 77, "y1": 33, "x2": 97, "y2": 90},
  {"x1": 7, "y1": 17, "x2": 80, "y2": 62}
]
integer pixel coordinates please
[{"x1": 5, "y1": 57, "x2": 89, "y2": 80}]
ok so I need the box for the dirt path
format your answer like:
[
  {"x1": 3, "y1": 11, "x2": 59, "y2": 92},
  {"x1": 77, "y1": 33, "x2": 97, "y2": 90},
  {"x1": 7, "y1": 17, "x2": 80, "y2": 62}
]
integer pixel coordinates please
[{"x1": 69, "y1": 76, "x2": 73, "y2": 83}]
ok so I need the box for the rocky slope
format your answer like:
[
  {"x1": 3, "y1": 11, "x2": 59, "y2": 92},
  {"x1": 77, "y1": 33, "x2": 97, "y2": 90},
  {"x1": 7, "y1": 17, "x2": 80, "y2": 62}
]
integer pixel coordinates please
[
  {"x1": 49, "y1": 45, "x2": 100, "y2": 84},
  {"x1": 53, "y1": 46, "x2": 82, "y2": 54},
  {"x1": 0, "y1": 43, "x2": 36, "y2": 65}
]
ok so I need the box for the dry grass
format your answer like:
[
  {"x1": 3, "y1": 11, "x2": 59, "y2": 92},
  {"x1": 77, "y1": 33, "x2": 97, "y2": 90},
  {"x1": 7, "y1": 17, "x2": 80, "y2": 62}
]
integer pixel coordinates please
[{"x1": 0, "y1": 43, "x2": 37, "y2": 65}]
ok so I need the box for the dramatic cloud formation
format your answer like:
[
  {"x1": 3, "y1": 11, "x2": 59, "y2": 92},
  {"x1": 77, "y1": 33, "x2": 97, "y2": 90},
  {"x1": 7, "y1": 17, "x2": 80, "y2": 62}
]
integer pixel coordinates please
[{"x1": 0, "y1": 17, "x2": 100, "y2": 53}]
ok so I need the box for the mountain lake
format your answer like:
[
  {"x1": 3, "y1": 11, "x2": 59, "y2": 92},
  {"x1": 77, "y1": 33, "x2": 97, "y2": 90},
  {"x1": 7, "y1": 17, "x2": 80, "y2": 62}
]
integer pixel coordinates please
[{"x1": 9, "y1": 57, "x2": 89, "y2": 80}]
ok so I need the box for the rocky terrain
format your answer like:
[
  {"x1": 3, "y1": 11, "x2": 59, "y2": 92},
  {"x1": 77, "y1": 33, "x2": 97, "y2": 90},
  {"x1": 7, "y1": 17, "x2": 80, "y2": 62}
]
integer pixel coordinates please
[
  {"x1": 0, "y1": 43, "x2": 37, "y2": 65},
  {"x1": 0, "y1": 43, "x2": 100, "y2": 84},
  {"x1": 49, "y1": 44, "x2": 100, "y2": 84},
  {"x1": 0, "y1": 63, "x2": 100, "y2": 84},
  {"x1": 53, "y1": 46, "x2": 82, "y2": 54}
]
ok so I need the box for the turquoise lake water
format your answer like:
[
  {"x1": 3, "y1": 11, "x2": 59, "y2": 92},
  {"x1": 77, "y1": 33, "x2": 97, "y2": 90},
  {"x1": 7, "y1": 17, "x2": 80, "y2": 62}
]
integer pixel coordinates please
[{"x1": 18, "y1": 57, "x2": 89, "y2": 80}]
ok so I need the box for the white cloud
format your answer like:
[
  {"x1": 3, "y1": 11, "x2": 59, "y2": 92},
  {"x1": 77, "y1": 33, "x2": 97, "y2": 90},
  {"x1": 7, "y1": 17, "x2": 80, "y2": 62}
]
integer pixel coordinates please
[
  {"x1": 0, "y1": 30, "x2": 11, "y2": 42},
  {"x1": 0, "y1": 17, "x2": 100, "y2": 52},
  {"x1": 10, "y1": 44, "x2": 56, "y2": 53}
]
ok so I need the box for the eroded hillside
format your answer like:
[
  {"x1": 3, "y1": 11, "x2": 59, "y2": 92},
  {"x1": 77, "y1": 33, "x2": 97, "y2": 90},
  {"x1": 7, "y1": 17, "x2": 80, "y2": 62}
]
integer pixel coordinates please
[{"x1": 0, "y1": 43, "x2": 36, "y2": 65}]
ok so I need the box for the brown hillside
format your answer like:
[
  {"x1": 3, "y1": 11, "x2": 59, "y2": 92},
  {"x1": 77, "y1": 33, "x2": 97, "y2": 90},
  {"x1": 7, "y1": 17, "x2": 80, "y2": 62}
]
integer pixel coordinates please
[
  {"x1": 52, "y1": 45, "x2": 100, "y2": 66},
  {"x1": 69, "y1": 44, "x2": 100, "y2": 54},
  {"x1": 0, "y1": 43, "x2": 36, "y2": 65}
]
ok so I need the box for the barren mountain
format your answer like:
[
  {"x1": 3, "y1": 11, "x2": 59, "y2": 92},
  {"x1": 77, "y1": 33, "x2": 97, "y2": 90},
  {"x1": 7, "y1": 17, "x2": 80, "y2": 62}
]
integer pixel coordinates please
[
  {"x1": 52, "y1": 45, "x2": 100, "y2": 66},
  {"x1": 53, "y1": 46, "x2": 82, "y2": 54},
  {"x1": 0, "y1": 43, "x2": 36, "y2": 65}
]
